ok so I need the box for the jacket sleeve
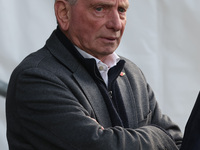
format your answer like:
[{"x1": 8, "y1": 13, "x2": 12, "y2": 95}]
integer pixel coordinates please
[
  {"x1": 7, "y1": 67, "x2": 180, "y2": 150},
  {"x1": 147, "y1": 82, "x2": 183, "y2": 149},
  {"x1": 122, "y1": 59, "x2": 183, "y2": 149},
  {"x1": 123, "y1": 58, "x2": 182, "y2": 149}
]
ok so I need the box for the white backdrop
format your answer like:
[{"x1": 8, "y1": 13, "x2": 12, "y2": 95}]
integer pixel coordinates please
[{"x1": 0, "y1": 0, "x2": 200, "y2": 149}]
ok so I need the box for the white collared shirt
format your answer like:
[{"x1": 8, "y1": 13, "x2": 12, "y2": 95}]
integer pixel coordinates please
[{"x1": 75, "y1": 46, "x2": 120, "y2": 86}]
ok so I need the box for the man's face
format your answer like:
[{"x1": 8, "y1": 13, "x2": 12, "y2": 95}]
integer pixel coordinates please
[{"x1": 66, "y1": 0, "x2": 129, "y2": 60}]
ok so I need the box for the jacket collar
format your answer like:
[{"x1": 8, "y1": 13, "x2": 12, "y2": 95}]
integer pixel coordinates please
[{"x1": 46, "y1": 28, "x2": 80, "y2": 73}]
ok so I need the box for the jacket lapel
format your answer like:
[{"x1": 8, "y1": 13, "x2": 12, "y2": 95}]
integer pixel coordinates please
[
  {"x1": 46, "y1": 30, "x2": 112, "y2": 127},
  {"x1": 73, "y1": 67, "x2": 112, "y2": 127},
  {"x1": 117, "y1": 70, "x2": 139, "y2": 128}
]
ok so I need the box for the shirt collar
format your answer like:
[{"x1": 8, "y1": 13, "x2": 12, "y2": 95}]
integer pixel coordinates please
[{"x1": 75, "y1": 46, "x2": 120, "y2": 69}]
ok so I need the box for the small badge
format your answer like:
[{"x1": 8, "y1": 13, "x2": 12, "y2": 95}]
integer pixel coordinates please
[{"x1": 120, "y1": 72, "x2": 125, "y2": 77}]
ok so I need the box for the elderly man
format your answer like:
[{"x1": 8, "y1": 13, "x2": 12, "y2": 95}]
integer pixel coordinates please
[{"x1": 6, "y1": 0, "x2": 182, "y2": 149}]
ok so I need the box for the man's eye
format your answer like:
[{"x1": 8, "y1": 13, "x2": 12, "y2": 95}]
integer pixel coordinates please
[
  {"x1": 118, "y1": 7, "x2": 126, "y2": 13},
  {"x1": 96, "y1": 7, "x2": 103, "y2": 12}
]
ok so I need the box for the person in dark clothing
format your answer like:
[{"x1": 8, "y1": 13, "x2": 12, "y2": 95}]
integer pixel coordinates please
[
  {"x1": 181, "y1": 92, "x2": 200, "y2": 150},
  {"x1": 6, "y1": 0, "x2": 182, "y2": 149}
]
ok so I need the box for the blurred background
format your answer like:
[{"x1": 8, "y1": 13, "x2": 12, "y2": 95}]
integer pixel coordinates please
[{"x1": 0, "y1": 0, "x2": 200, "y2": 149}]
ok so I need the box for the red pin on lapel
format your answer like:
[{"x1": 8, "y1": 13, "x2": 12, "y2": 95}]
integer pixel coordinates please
[{"x1": 120, "y1": 72, "x2": 125, "y2": 77}]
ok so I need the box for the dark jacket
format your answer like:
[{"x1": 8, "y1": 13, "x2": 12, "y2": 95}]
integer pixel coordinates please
[
  {"x1": 180, "y1": 92, "x2": 200, "y2": 150},
  {"x1": 6, "y1": 30, "x2": 182, "y2": 150}
]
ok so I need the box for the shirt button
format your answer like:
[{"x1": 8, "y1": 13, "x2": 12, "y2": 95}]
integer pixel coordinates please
[{"x1": 99, "y1": 66, "x2": 104, "y2": 71}]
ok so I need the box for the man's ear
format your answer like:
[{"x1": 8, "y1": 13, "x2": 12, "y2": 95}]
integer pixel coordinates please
[{"x1": 54, "y1": 0, "x2": 71, "y2": 31}]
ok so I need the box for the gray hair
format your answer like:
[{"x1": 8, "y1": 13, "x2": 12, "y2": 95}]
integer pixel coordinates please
[
  {"x1": 68, "y1": 0, "x2": 77, "y2": 5},
  {"x1": 55, "y1": 0, "x2": 77, "y2": 5}
]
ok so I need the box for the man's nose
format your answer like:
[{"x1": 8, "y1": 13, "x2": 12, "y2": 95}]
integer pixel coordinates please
[{"x1": 106, "y1": 10, "x2": 122, "y2": 31}]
